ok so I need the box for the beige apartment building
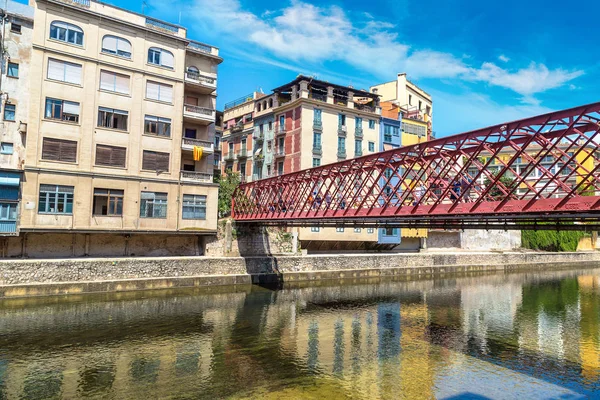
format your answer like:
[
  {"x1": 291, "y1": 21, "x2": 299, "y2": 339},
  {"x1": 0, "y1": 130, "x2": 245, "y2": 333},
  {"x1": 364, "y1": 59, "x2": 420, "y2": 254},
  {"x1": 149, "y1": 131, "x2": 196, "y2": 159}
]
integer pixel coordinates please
[{"x1": 0, "y1": 0, "x2": 222, "y2": 257}]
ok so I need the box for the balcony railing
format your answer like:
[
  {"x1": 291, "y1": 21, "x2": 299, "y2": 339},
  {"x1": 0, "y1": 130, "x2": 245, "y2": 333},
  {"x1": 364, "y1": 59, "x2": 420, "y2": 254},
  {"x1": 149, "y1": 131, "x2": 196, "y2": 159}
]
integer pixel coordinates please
[
  {"x1": 312, "y1": 145, "x2": 322, "y2": 155},
  {"x1": 355, "y1": 126, "x2": 363, "y2": 138},
  {"x1": 224, "y1": 94, "x2": 254, "y2": 110},
  {"x1": 355, "y1": 149, "x2": 363, "y2": 157},
  {"x1": 337, "y1": 149, "x2": 347, "y2": 159},
  {"x1": 237, "y1": 148, "x2": 248, "y2": 158},
  {"x1": 59, "y1": 0, "x2": 90, "y2": 7},
  {"x1": 338, "y1": 125, "x2": 347, "y2": 136},
  {"x1": 224, "y1": 153, "x2": 236, "y2": 161},
  {"x1": 253, "y1": 132, "x2": 264, "y2": 141},
  {"x1": 313, "y1": 120, "x2": 322, "y2": 130},
  {"x1": 275, "y1": 148, "x2": 286, "y2": 157},
  {"x1": 180, "y1": 171, "x2": 213, "y2": 183},
  {"x1": 309, "y1": 92, "x2": 328, "y2": 102},
  {"x1": 185, "y1": 71, "x2": 216, "y2": 86},
  {"x1": 355, "y1": 104, "x2": 375, "y2": 113},
  {"x1": 276, "y1": 125, "x2": 286, "y2": 135},
  {"x1": 187, "y1": 41, "x2": 213, "y2": 54},
  {"x1": 146, "y1": 17, "x2": 179, "y2": 34},
  {"x1": 182, "y1": 137, "x2": 213, "y2": 149},
  {"x1": 184, "y1": 104, "x2": 215, "y2": 117}
]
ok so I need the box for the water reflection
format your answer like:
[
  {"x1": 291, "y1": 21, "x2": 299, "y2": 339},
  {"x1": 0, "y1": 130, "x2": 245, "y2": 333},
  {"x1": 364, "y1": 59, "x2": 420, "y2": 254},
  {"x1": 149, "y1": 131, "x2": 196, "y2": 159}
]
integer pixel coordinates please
[{"x1": 0, "y1": 269, "x2": 599, "y2": 399}]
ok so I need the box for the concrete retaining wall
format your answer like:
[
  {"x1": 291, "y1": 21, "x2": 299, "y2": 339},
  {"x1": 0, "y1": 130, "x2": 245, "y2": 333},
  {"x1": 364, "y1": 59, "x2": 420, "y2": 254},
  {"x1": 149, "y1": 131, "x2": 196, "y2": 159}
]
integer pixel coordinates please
[{"x1": 0, "y1": 251, "x2": 599, "y2": 298}]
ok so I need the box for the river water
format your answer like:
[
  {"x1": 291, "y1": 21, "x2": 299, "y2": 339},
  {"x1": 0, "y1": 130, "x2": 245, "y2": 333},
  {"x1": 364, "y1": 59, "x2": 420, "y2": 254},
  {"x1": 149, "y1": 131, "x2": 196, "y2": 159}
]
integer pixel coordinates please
[{"x1": 1, "y1": 268, "x2": 600, "y2": 399}]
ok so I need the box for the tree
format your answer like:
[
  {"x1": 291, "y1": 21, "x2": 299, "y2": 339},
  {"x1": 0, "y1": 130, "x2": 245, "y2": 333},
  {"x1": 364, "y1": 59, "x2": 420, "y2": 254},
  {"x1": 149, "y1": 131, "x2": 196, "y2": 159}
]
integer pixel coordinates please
[
  {"x1": 218, "y1": 171, "x2": 240, "y2": 218},
  {"x1": 484, "y1": 172, "x2": 515, "y2": 200}
]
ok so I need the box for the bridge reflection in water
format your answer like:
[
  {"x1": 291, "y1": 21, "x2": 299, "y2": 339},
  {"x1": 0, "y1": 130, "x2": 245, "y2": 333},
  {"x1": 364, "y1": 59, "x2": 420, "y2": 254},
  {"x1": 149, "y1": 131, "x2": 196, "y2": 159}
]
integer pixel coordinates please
[{"x1": 0, "y1": 269, "x2": 599, "y2": 399}]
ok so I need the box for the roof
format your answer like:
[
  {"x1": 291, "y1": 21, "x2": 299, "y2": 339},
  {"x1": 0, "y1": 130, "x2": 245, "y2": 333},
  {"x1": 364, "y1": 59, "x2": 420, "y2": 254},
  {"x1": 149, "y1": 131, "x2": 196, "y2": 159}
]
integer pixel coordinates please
[{"x1": 272, "y1": 75, "x2": 377, "y2": 99}]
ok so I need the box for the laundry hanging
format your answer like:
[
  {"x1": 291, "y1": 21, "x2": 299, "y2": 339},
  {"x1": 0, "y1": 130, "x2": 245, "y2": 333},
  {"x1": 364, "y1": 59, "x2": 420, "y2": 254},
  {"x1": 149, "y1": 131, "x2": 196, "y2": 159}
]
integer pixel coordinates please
[{"x1": 193, "y1": 146, "x2": 203, "y2": 161}]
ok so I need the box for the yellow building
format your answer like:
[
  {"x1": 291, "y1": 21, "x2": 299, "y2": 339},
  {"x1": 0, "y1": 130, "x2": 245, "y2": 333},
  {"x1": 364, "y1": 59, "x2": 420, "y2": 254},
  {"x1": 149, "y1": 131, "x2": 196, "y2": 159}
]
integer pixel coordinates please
[{"x1": 2, "y1": 0, "x2": 223, "y2": 257}]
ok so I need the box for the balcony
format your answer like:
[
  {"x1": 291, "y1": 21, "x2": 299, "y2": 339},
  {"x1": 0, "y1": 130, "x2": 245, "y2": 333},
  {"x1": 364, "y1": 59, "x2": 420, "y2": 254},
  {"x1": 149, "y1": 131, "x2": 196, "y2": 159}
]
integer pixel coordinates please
[
  {"x1": 338, "y1": 125, "x2": 347, "y2": 137},
  {"x1": 180, "y1": 171, "x2": 213, "y2": 183},
  {"x1": 355, "y1": 104, "x2": 375, "y2": 113},
  {"x1": 185, "y1": 71, "x2": 217, "y2": 92},
  {"x1": 253, "y1": 132, "x2": 264, "y2": 142},
  {"x1": 312, "y1": 145, "x2": 322, "y2": 155},
  {"x1": 187, "y1": 40, "x2": 219, "y2": 57},
  {"x1": 237, "y1": 148, "x2": 248, "y2": 158},
  {"x1": 276, "y1": 125, "x2": 286, "y2": 136},
  {"x1": 213, "y1": 160, "x2": 221, "y2": 169},
  {"x1": 309, "y1": 92, "x2": 328, "y2": 102},
  {"x1": 275, "y1": 148, "x2": 286, "y2": 158},
  {"x1": 58, "y1": 0, "x2": 90, "y2": 7},
  {"x1": 183, "y1": 104, "x2": 215, "y2": 124},
  {"x1": 224, "y1": 153, "x2": 236, "y2": 161},
  {"x1": 181, "y1": 137, "x2": 214, "y2": 152},
  {"x1": 337, "y1": 149, "x2": 347, "y2": 159},
  {"x1": 146, "y1": 17, "x2": 179, "y2": 34},
  {"x1": 313, "y1": 119, "x2": 323, "y2": 131},
  {"x1": 355, "y1": 126, "x2": 363, "y2": 138},
  {"x1": 254, "y1": 154, "x2": 265, "y2": 162},
  {"x1": 355, "y1": 149, "x2": 363, "y2": 157}
]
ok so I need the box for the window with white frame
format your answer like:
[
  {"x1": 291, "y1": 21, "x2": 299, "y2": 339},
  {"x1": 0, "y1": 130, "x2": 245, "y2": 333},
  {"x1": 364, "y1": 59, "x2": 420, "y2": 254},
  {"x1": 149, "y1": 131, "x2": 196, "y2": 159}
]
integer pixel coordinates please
[
  {"x1": 146, "y1": 81, "x2": 173, "y2": 103},
  {"x1": 47, "y1": 58, "x2": 82, "y2": 85},
  {"x1": 49, "y1": 21, "x2": 83, "y2": 46},
  {"x1": 144, "y1": 115, "x2": 171, "y2": 137},
  {"x1": 45, "y1": 98, "x2": 80, "y2": 123},
  {"x1": 140, "y1": 192, "x2": 167, "y2": 218},
  {"x1": 147, "y1": 47, "x2": 174, "y2": 68},
  {"x1": 101, "y1": 35, "x2": 132, "y2": 58},
  {"x1": 99, "y1": 70, "x2": 130, "y2": 94},
  {"x1": 182, "y1": 194, "x2": 206, "y2": 219}
]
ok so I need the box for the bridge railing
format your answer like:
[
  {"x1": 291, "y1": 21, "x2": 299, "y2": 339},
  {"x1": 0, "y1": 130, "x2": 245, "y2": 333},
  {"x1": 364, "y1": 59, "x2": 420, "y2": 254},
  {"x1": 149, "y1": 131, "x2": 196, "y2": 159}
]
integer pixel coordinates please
[{"x1": 232, "y1": 102, "x2": 600, "y2": 229}]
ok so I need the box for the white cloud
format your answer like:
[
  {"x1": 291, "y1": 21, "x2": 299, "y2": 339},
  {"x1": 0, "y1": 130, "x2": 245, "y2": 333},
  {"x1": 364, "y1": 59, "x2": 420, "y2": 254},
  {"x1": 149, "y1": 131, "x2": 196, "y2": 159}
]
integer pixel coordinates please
[
  {"x1": 498, "y1": 54, "x2": 510, "y2": 62},
  {"x1": 173, "y1": 0, "x2": 583, "y2": 97}
]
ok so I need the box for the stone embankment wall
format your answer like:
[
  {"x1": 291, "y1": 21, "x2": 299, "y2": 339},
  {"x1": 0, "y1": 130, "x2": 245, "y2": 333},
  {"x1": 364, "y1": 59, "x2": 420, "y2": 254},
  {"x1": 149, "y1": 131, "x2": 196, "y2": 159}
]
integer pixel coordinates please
[{"x1": 1, "y1": 251, "x2": 599, "y2": 297}]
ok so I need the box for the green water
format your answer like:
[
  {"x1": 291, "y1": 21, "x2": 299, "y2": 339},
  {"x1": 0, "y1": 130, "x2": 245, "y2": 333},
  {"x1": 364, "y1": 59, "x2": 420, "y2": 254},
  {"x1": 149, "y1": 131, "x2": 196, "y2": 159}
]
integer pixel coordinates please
[{"x1": 1, "y1": 268, "x2": 600, "y2": 399}]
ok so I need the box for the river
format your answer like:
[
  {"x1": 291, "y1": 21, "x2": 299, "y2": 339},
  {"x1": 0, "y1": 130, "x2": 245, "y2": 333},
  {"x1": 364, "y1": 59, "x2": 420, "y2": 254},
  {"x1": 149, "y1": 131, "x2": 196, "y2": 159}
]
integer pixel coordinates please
[{"x1": 1, "y1": 268, "x2": 599, "y2": 399}]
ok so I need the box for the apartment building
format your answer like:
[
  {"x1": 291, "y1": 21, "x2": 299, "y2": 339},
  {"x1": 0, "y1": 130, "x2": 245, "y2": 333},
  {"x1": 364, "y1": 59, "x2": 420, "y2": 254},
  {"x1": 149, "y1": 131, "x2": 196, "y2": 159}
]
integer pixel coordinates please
[
  {"x1": 213, "y1": 110, "x2": 223, "y2": 179},
  {"x1": 0, "y1": 1, "x2": 33, "y2": 238},
  {"x1": 2, "y1": 0, "x2": 222, "y2": 258}
]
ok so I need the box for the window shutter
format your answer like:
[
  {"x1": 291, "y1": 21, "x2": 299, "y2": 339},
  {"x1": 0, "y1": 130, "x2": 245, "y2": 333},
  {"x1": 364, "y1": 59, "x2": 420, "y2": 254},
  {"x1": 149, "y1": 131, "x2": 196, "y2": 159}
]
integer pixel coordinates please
[
  {"x1": 102, "y1": 35, "x2": 117, "y2": 53},
  {"x1": 42, "y1": 138, "x2": 77, "y2": 162},
  {"x1": 62, "y1": 101, "x2": 80, "y2": 115},
  {"x1": 99, "y1": 70, "x2": 114, "y2": 91},
  {"x1": 161, "y1": 50, "x2": 174, "y2": 68},
  {"x1": 156, "y1": 152, "x2": 169, "y2": 172},
  {"x1": 47, "y1": 59, "x2": 64, "y2": 81},
  {"x1": 146, "y1": 81, "x2": 159, "y2": 100},
  {"x1": 159, "y1": 83, "x2": 173, "y2": 103},
  {"x1": 96, "y1": 144, "x2": 126, "y2": 167},
  {"x1": 118, "y1": 38, "x2": 131, "y2": 54},
  {"x1": 64, "y1": 62, "x2": 81, "y2": 84},
  {"x1": 142, "y1": 150, "x2": 157, "y2": 170},
  {"x1": 115, "y1": 74, "x2": 129, "y2": 94}
]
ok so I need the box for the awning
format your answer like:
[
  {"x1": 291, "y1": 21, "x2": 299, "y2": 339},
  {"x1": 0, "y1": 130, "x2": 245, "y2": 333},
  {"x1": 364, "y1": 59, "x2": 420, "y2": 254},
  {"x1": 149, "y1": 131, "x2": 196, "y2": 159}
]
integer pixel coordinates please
[
  {"x1": 254, "y1": 148, "x2": 262, "y2": 156},
  {"x1": 0, "y1": 172, "x2": 21, "y2": 187}
]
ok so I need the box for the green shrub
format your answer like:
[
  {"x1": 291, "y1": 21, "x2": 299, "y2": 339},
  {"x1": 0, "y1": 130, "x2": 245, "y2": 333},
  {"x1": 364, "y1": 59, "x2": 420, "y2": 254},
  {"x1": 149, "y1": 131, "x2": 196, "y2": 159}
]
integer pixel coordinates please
[{"x1": 521, "y1": 229, "x2": 588, "y2": 252}]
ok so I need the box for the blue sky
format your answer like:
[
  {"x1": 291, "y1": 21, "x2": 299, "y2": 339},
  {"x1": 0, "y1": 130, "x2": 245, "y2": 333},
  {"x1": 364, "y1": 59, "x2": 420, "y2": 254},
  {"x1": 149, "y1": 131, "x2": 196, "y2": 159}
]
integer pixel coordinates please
[{"x1": 28, "y1": 0, "x2": 600, "y2": 136}]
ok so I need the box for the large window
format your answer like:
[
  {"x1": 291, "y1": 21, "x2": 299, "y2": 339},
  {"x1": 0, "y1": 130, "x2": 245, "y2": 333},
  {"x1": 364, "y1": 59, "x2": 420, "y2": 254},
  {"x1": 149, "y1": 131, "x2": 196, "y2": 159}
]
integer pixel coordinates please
[
  {"x1": 45, "y1": 98, "x2": 80, "y2": 123},
  {"x1": 95, "y1": 144, "x2": 126, "y2": 168},
  {"x1": 337, "y1": 137, "x2": 346, "y2": 152},
  {"x1": 101, "y1": 35, "x2": 132, "y2": 58},
  {"x1": 369, "y1": 119, "x2": 375, "y2": 129},
  {"x1": 0, "y1": 203, "x2": 17, "y2": 221},
  {"x1": 147, "y1": 47, "x2": 174, "y2": 68},
  {"x1": 182, "y1": 194, "x2": 206, "y2": 219},
  {"x1": 355, "y1": 117, "x2": 362, "y2": 128},
  {"x1": 93, "y1": 188, "x2": 123, "y2": 216},
  {"x1": 146, "y1": 81, "x2": 173, "y2": 103},
  {"x1": 142, "y1": 150, "x2": 169, "y2": 172},
  {"x1": 144, "y1": 115, "x2": 171, "y2": 137},
  {"x1": 99, "y1": 70, "x2": 130, "y2": 94},
  {"x1": 3, "y1": 104, "x2": 15, "y2": 121},
  {"x1": 314, "y1": 108, "x2": 322, "y2": 123},
  {"x1": 38, "y1": 184, "x2": 73, "y2": 214},
  {"x1": 97, "y1": 107, "x2": 128, "y2": 130},
  {"x1": 42, "y1": 138, "x2": 77, "y2": 162},
  {"x1": 49, "y1": 21, "x2": 83, "y2": 46},
  {"x1": 338, "y1": 114, "x2": 346, "y2": 127},
  {"x1": 140, "y1": 191, "x2": 167, "y2": 218},
  {"x1": 355, "y1": 139, "x2": 362, "y2": 155},
  {"x1": 313, "y1": 132, "x2": 321, "y2": 149},
  {"x1": 47, "y1": 58, "x2": 81, "y2": 85}
]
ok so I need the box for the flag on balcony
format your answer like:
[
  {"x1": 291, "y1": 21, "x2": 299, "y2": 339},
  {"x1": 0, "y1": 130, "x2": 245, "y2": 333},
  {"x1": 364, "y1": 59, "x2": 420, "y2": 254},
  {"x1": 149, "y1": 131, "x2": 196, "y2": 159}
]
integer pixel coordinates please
[{"x1": 193, "y1": 146, "x2": 203, "y2": 161}]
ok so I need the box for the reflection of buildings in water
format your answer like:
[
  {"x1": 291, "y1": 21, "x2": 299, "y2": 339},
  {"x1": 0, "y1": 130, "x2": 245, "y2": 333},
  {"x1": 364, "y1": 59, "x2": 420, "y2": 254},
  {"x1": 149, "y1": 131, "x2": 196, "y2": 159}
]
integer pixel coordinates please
[{"x1": 578, "y1": 276, "x2": 600, "y2": 381}]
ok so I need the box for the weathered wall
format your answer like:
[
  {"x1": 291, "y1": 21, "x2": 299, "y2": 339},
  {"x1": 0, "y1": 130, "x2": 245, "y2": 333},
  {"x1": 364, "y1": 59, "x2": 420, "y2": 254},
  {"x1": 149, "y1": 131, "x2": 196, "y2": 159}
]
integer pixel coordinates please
[
  {"x1": 1, "y1": 251, "x2": 599, "y2": 297},
  {"x1": 427, "y1": 230, "x2": 521, "y2": 251}
]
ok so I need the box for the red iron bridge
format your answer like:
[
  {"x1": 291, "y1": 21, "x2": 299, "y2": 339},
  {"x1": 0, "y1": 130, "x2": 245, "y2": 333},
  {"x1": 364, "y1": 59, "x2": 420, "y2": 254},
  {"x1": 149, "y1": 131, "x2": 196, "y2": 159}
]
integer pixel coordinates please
[{"x1": 232, "y1": 102, "x2": 600, "y2": 231}]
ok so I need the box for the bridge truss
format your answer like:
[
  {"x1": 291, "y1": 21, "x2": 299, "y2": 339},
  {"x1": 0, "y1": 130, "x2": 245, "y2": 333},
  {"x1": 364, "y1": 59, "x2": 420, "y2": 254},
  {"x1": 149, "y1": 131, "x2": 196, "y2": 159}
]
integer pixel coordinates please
[{"x1": 232, "y1": 102, "x2": 600, "y2": 231}]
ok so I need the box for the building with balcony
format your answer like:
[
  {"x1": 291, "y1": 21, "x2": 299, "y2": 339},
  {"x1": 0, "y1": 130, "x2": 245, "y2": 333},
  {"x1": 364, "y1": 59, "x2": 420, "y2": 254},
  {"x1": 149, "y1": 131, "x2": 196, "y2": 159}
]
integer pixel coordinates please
[
  {"x1": 0, "y1": 1, "x2": 33, "y2": 241},
  {"x1": 213, "y1": 110, "x2": 223, "y2": 179},
  {"x1": 6, "y1": 0, "x2": 222, "y2": 258}
]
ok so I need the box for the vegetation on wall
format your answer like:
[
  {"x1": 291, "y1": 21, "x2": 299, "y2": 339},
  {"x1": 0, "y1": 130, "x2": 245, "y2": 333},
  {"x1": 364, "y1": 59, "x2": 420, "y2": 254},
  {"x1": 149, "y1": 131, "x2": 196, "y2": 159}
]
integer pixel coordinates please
[
  {"x1": 522, "y1": 229, "x2": 589, "y2": 252},
  {"x1": 217, "y1": 171, "x2": 240, "y2": 218}
]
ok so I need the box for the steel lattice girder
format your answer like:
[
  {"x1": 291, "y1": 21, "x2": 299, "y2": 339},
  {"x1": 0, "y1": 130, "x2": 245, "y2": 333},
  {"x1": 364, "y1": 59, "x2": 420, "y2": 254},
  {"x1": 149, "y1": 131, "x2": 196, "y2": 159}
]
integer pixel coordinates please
[{"x1": 232, "y1": 101, "x2": 600, "y2": 229}]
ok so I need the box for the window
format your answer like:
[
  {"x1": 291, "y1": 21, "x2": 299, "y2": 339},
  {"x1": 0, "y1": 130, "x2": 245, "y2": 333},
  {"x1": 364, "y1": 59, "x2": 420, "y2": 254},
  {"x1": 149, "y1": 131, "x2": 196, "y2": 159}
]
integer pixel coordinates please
[
  {"x1": 47, "y1": 58, "x2": 81, "y2": 85},
  {"x1": 99, "y1": 70, "x2": 130, "y2": 94},
  {"x1": 140, "y1": 192, "x2": 167, "y2": 218},
  {"x1": 408, "y1": 94, "x2": 412, "y2": 105},
  {"x1": 277, "y1": 161, "x2": 284, "y2": 175},
  {"x1": 182, "y1": 194, "x2": 206, "y2": 219},
  {"x1": 269, "y1": 99, "x2": 273, "y2": 108},
  {"x1": 268, "y1": 121, "x2": 273, "y2": 131},
  {"x1": 257, "y1": 103, "x2": 261, "y2": 112},
  {"x1": 144, "y1": 115, "x2": 171, "y2": 137},
  {"x1": 3, "y1": 104, "x2": 15, "y2": 121},
  {"x1": 311, "y1": 227, "x2": 320, "y2": 232},
  {"x1": 418, "y1": 100, "x2": 422, "y2": 110},
  {"x1": 38, "y1": 184, "x2": 74, "y2": 214},
  {"x1": 312, "y1": 158, "x2": 321, "y2": 167},
  {"x1": 147, "y1": 47, "x2": 174, "y2": 68},
  {"x1": 1, "y1": 142, "x2": 13, "y2": 155},
  {"x1": 49, "y1": 21, "x2": 83, "y2": 46},
  {"x1": 93, "y1": 188, "x2": 123, "y2": 216},
  {"x1": 355, "y1": 140, "x2": 362, "y2": 155},
  {"x1": 10, "y1": 23, "x2": 21, "y2": 34},
  {"x1": 338, "y1": 114, "x2": 346, "y2": 126},
  {"x1": 384, "y1": 227, "x2": 398, "y2": 236},
  {"x1": 0, "y1": 203, "x2": 17, "y2": 221},
  {"x1": 101, "y1": 35, "x2": 132, "y2": 58},
  {"x1": 278, "y1": 115, "x2": 285, "y2": 131},
  {"x1": 355, "y1": 117, "x2": 362, "y2": 128},
  {"x1": 354, "y1": 228, "x2": 361, "y2": 233},
  {"x1": 337, "y1": 137, "x2": 345, "y2": 152},
  {"x1": 42, "y1": 138, "x2": 77, "y2": 162},
  {"x1": 336, "y1": 227, "x2": 344, "y2": 233},
  {"x1": 313, "y1": 132, "x2": 321, "y2": 149},
  {"x1": 97, "y1": 107, "x2": 128, "y2": 130},
  {"x1": 7, "y1": 62, "x2": 18, "y2": 78},
  {"x1": 403, "y1": 122, "x2": 427, "y2": 137},
  {"x1": 146, "y1": 81, "x2": 173, "y2": 103},
  {"x1": 45, "y1": 98, "x2": 80, "y2": 122},
  {"x1": 314, "y1": 108, "x2": 322, "y2": 123},
  {"x1": 369, "y1": 120, "x2": 375, "y2": 129},
  {"x1": 367, "y1": 228, "x2": 374, "y2": 234},
  {"x1": 368, "y1": 142, "x2": 375, "y2": 152},
  {"x1": 95, "y1": 144, "x2": 126, "y2": 168},
  {"x1": 142, "y1": 150, "x2": 170, "y2": 172},
  {"x1": 185, "y1": 128, "x2": 197, "y2": 139}
]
